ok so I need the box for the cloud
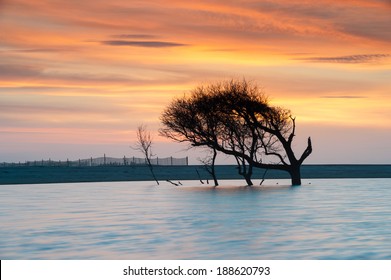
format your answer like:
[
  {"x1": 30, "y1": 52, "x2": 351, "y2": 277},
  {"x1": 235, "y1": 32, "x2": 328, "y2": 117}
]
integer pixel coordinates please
[
  {"x1": 297, "y1": 54, "x2": 390, "y2": 64},
  {"x1": 111, "y1": 34, "x2": 157, "y2": 39},
  {"x1": 0, "y1": 62, "x2": 143, "y2": 86},
  {"x1": 101, "y1": 40, "x2": 187, "y2": 48},
  {"x1": 247, "y1": 0, "x2": 391, "y2": 43},
  {"x1": 1, "y1": 48, "x2": 76, "y2": 53},
  {"x1": 336, "y1": 9, "x2": 391, "y2": 43},
  {"x1": 0, "y1": 64, "x2": 43, "y2": 78},
  {"x1": 249, "y1": 1, "x2": 338, "y2": 20},
  {"x1": 320, "y1": 95, "x2": 367, "y2": 99}
]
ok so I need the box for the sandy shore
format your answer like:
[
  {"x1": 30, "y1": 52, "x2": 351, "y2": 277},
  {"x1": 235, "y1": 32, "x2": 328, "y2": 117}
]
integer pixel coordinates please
[{"x1": 1, "y1": 164, "x2": 391, "y2": 185}]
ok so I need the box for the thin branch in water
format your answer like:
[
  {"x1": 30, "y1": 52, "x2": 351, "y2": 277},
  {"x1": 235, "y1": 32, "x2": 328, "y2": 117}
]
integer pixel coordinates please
[
  {"x1": 259, "y1": 169, "x2": 269, "y2": 186},
  {"x1": 195, "y1": 168, "x2": 204, "y2": 184},
  {"x1": 166, "y1": 180, "x2": 179, "y2": 186}
]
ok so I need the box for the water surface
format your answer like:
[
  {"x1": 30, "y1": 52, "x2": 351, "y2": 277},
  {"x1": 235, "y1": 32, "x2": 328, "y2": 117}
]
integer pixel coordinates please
[{"x1": 1, "y1": 179, "x2": 391, "y2": 259}]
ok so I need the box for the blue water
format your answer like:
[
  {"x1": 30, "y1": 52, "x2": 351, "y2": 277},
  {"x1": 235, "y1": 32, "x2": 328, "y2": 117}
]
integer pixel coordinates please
[{"x1": 1, "y1": 179, "x2": 391, "y2": 259}]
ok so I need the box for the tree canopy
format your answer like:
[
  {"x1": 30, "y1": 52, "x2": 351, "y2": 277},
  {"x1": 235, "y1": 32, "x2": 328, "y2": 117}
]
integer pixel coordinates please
[{"x1": 160, "y1": 80, "x2": 312, "y2": 185}]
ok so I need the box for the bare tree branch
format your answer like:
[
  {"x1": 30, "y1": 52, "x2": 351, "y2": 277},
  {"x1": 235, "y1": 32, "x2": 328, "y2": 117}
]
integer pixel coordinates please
[{"x1": 133, "y1": 124, "x2": 159, "y2": 185}]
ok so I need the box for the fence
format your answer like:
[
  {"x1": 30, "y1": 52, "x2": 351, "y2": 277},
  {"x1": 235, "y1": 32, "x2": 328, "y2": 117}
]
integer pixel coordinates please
[{"x1": 1, "y1": 155, "x2": 189, "y2": 167}]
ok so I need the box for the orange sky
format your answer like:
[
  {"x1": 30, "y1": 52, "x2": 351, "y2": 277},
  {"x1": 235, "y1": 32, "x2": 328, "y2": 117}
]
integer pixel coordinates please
[{"x1": 1, "y1": 0, "x2": 391, "y2": 163}]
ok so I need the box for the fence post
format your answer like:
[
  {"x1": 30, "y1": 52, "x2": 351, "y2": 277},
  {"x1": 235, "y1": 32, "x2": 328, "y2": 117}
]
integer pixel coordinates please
[{"x1": 2, "y1": 156, "x2": 189, "y2": 168}]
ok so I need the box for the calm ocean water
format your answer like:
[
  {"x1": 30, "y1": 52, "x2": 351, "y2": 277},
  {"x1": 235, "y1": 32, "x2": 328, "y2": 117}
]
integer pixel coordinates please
[{"x1": 1, "y1": 179, "x2": 391, "y2": 259}]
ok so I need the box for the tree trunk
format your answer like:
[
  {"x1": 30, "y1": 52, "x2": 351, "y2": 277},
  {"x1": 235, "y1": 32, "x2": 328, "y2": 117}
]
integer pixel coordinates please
[
  {"x1": 244, "y1": 175, "x2": 253, "y2": 186},
  {"x1": 289, "y1": 164, "x2": 301, "y2": 186},
  {"x1": 211, "y1": 163, "x2": 219, "y2": 186},
  {"x1": 241, "y1": 162, "x2": 253, "y2": 186},
  {"x1": 244, "y1": 164, "x2": 253, "y2": 186},
  {"x1": 212, "y1": 176, "x2": 219, "y2": 187},
  {"x1": 211, "y1": 149, "x2": 219, "y2": 187},
  {"x1": 235, "y1": 157, "x2": 254, "y2": 186}
]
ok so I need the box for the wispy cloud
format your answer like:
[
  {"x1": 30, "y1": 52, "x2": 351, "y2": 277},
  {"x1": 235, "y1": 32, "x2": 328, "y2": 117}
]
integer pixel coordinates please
[
  {"x1": 101, "y1": 40, "x2": 187, "y2": 48},
  {"x1": 320, "y1": 95, "x2": 367, "y2": 99},
  {"x1": 111, "y1": 34, "x2": 157, "y2": 39},
  {"x1": 249, "y1": 1, "x2": 338, "y2": 20},
  {"x1": 1, "y1": 48, "x2": 76, "y2": 53},
  {"x1": 298, "y1": 54, "x2": 390, "y2": 64},
  {"x1": 0, "y1": 64, "x2": 43, "y2": 78}
]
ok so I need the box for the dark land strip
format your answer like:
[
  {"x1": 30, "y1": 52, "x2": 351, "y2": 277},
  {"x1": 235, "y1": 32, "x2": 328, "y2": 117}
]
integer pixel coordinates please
[{"x1": 1, "y1": 165, "x2": 391, "y2": 185}]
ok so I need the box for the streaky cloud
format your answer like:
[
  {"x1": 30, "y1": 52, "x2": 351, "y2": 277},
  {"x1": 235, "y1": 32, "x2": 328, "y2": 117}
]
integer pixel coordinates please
[
  {"x1": 320, "y1": 95, "x2": 367, "y2": 99},
  {"x1": 111, "y1": 34, "x2": 156, "y2": 39},
  {"x1": 298, "y1": 54, "x2": 390, "y2": 64},
  {"x1": 0, "y1": 64, "x2": 43, "y2": 77},
  {"x1": 2, "y1": 48, "x2": 75, "y2": 53},
  {"x1": 101, "y1": 40, "x2": 187, "y2": 48}
]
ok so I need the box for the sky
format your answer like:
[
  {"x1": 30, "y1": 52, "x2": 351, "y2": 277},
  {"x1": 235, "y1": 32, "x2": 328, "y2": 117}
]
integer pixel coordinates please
[{"x1": 1, "y1": 0, "x2": 390, "y2": 164}]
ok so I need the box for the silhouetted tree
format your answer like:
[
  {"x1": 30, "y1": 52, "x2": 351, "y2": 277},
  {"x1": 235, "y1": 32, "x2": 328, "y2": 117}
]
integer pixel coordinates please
[
  {"x1": 160, "y1": 79, "x2": 312, "y2": 185},
  {"x1": 199, "y1": 148, "x2": 219, "y2": 187},
  {"x1": 133, "y1": 124, "x2": 159, "y2": 185}
]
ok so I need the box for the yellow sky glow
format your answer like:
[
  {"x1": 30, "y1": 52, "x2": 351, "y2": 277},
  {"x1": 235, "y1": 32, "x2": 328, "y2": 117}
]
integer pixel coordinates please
[{"x1": 1, "y1": 0, "x2": 390, "y2": 163}]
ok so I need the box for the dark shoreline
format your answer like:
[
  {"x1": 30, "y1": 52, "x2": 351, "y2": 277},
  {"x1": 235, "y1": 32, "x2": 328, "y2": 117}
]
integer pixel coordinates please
[{"x1": 1, "y1": 164, "x2": 391, "y2": 185}]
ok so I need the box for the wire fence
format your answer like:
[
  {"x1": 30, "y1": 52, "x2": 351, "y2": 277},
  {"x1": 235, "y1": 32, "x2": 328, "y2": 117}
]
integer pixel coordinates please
[{"x1": 1, "y1": 155, "x2": 189, "y2": 167}]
